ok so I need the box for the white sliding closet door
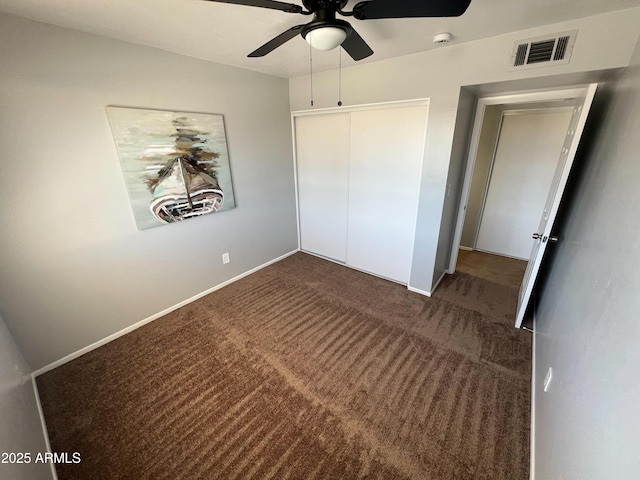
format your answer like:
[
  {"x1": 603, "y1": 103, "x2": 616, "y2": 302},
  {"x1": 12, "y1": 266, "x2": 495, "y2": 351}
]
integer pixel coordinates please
[
  {"x1": 295, "y1": 113, "x2": 350, "y2": 262},
  {"x1": 347, "y1": 106, "x2": 427, "y2": 283}
]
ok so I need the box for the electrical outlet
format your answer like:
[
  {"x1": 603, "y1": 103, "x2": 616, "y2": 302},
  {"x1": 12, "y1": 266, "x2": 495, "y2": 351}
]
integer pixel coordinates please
[
  {"x1": 222, "y1": 252, "x2": 230, "y2": 264},
  {"x1": 543, "y1": 367, "x2": 553, "y2": 392}
]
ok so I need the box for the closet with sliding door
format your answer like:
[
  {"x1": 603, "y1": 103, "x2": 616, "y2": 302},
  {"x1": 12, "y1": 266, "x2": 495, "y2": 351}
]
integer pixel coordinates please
[{"x1": 293, "y1": 100, "x2": 429, "y2": 284}]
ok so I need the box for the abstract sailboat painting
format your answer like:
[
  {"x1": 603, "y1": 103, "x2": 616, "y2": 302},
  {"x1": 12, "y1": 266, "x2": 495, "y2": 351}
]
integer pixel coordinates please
[{"x1": 107, "y1": 107, "x2": 235, "y2": 230}]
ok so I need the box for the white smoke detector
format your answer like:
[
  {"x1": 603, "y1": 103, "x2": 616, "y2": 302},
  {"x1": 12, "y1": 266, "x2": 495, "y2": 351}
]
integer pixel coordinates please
[{"x1": 433, "y1": 32, "x2": 452, "y2": 45}]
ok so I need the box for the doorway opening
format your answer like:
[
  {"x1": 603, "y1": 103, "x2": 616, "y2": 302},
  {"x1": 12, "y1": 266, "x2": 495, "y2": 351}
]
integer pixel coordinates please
[
  {"x1": 456, "y1": 102, "x2": 573, "y2": 290},
  {"x1": 449, "y1": 85, "x2": 597, "y2": 327}
]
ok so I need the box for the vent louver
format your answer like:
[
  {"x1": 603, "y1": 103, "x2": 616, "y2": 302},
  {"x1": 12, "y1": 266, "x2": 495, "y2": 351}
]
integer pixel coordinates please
[
  {"x1": 509, "y1": 31, "x2": 576, "y2": 70},
  {"x1": 554, "y1": 35, "x2": 570, "y2": 61},
  {"x1": 514, "y1": 43, "x2": 528, "y2": 66},
  {"x1": 528, "y1": 40, "x2": 556, "y2": 63}
]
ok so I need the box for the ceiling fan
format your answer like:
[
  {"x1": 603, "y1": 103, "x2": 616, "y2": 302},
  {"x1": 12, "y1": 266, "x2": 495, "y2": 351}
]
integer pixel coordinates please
[{"x1": 203, "y1": 0, "x2": 472, "y2": 61}]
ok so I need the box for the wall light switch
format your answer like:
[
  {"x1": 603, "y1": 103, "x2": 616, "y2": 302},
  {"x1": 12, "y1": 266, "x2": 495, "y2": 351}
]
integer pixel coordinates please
[{"x1": 222, "y1": 252, "x2": 230, "y2": 264}]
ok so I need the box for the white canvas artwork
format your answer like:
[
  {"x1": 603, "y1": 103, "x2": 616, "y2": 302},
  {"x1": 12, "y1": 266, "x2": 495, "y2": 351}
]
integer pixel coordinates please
[{"x1": 107, "y1": 107, "x2": 235, "y2": 229}]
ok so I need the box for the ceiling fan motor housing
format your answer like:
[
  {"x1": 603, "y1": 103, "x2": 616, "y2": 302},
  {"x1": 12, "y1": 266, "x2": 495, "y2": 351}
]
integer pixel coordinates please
[{"x1": 302, "y1": 0, "x2": 349, "y2": 12}]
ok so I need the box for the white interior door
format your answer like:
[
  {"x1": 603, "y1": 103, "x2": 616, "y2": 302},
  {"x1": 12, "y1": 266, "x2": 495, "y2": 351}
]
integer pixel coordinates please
[
  {"x1": 515, "y1": 84, "x2": 598, "y2": 328},
  {"x1": 347, "y1": 105, "x2": 428, "y2": 283},
  {"x1": 295, "y1": 113, "x2": 350, "y2": 262},
  {"x1": 476, "y1": 109, "x2": 573, "y2": 259}
]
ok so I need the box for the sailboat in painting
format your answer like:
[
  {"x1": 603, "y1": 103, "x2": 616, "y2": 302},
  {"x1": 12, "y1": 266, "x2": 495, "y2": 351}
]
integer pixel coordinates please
[{"x1": 146, "y1": 117, "x2": 224, "y2": 223}]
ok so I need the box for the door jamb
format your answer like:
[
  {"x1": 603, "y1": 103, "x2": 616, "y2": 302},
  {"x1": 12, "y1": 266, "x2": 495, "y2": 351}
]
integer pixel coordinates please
[
  {"x1": 470, "y1": 109, "x2": 506, "y2": 251},
  {"x1": 448, "y1": 87, "x2": 588, "y2": 274}
]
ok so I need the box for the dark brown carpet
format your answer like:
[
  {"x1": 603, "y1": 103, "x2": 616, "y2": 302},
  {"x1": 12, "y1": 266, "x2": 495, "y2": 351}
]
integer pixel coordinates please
[
  {"x1": 455, "y1": 249, "x2": 527, "y2": 290},
  {"x1": 37, "y1": 252, "x2": 531, "y2": 480}
]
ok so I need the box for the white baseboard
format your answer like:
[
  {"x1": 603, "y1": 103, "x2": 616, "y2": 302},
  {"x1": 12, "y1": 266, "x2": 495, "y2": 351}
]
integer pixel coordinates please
[
  {"x1": 458, "y1": 245, "x2": 473, "y2": 251},
  {"x1": 407, "y1": 270, "x2": 448, "y2": 297},
  {"x1": 32, "y1": 376, "x2": 58, "y2": 480},
  {"x1": 407, "y1": 286, "x2": 431, "y2": 297},
  {"x1": 33, "y1": 250, "x2": 298, "y2": 377}
]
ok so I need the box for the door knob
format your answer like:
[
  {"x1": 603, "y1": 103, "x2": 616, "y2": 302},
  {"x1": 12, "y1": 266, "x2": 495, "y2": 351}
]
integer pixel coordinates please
[{"x1": 532, "y1": 233, "x2": 559, "y2": 243}]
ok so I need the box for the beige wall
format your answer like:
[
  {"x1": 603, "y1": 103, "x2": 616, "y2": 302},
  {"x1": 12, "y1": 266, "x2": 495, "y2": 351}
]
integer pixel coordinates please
[
  {"x1": 0, "y1": 314, "x2": 52, "y2": 480},
  {"x1": 533, "y1": 62, "x2": 640, "y2": 480},
  {"x1": 531, "y1": 30, "x2": 640, "y2": 480},
  {"x1": 289, "y1": 7, "x2": 640, "y2": 292},
  {"x1": 0, "y1": 14, "x2": 298, "y2": 369},
  {"x1": 632, "y1": 30, "x2": 640, "y2": 65}
]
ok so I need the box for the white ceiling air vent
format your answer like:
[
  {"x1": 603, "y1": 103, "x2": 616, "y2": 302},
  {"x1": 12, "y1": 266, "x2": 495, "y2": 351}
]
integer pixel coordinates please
[{"x1": 509, "y1": 30, "x2": 577, "y2": 71}]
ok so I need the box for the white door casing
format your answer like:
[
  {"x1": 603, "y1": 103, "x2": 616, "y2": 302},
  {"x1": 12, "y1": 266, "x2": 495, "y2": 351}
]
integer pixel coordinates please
[{"x1": 515, "y1": 83, "x2": 598, "y2": 328}]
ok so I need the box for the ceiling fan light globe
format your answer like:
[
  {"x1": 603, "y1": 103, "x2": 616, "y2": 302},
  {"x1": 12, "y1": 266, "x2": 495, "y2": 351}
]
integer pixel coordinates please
[{"x1": 304, "y1": 26, "x2": 347, "y2": 51}]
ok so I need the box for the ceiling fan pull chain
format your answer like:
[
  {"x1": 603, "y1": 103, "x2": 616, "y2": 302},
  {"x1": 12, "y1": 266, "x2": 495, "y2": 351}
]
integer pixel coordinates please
[
  {"x1": 309, "y1": 42, "x2": 314, "y2": 107},
  {"x1": 338, "y1": 47, "x2": 343, "y2": 107}
]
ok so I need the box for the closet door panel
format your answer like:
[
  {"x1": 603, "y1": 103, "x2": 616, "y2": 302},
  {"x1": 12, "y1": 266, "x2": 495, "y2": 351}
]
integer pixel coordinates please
[
  {"x1": 295, "y1": 113, "x2": 350, "y2": 262},
  {"x1": 347, "y1": 106, "x2": 427, "y2": 283}
]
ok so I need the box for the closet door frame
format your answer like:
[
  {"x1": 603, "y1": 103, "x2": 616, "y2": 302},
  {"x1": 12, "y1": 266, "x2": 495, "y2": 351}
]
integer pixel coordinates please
[{"x1": 291, "y1": 98, "x2": 430, "y2": 282}]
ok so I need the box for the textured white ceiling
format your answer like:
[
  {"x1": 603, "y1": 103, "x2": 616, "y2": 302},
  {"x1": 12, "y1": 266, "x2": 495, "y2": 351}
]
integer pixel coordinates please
[{"x1": 0, "y1": 0, "x2": 639, "y2": 77}]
